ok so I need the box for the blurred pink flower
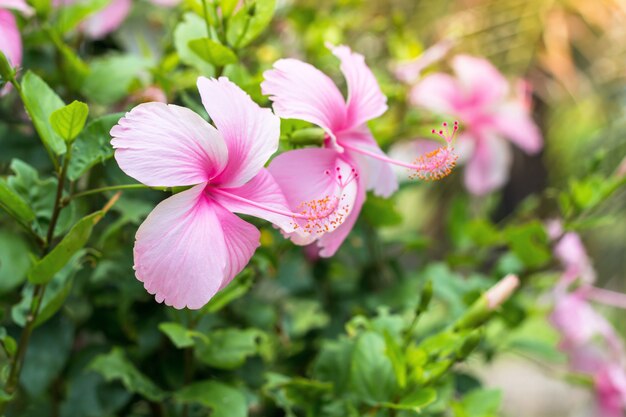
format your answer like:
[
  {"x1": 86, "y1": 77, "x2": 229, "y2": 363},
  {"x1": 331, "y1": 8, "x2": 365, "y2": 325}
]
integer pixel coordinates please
[
  {"x1": 554, "y1": 231, "x2": 596, "y2": 286},
  {"x1": 411, "y1": 55, "x2": 543, "y2": 195},
  {"x1": 110, "y1": 77, "x2": 298, "y2": 309},
  {"x1": 263, "y1": 45, "x2": 457, "y2": 256},
  {"x1": 0, "y1": 0, "x2": 33, "y2": 96},
  {"x1": 128, "y1": 85, "x2": 167, "y2": 104},
  {"x1": 595, "y1": 364, "x2": 626, "y2": 417},
  {"x1": 53, "y1": 0, "x2": 131, "y2": 39},
  {"x1": 391, "y1": 40, "x2": 453, "y2": 84}
]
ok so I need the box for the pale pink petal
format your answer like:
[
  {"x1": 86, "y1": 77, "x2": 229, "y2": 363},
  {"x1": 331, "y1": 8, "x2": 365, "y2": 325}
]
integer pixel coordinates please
[
  {"x1": 111, "y1": 102, "x2": 228, "y2": 187},
  {"x1": 492, "y1": 101, "x2": 543, "y2": 154},
  {"x1": 80, "y1": 0, "x2": 131, "y2": 39},
  {"x1": 339, "y1": 127, "x2": 397, "y2": 197},
  {"x1": 410, "y1": 73, "x2": 459, "y2": 115},
  {"x1": 464, "y1": 133, "x2": 512, "y2": 195},
  {"x1": 268, "y1": 148, "x2": 359, "y2": 253},
  {"x1": 452, "y1": 55, "x2": 509, "y2": 106},
  {"x1": 331, "y1": 45, "x2": 387, "y2": 129},
  {"x1": 214, "y1": 204, "x2": 260, "y2": 291},
  {"x1": 555, "y1": 232, "x2": 596, "y2": 285},
  {"x1": 0, "y1": 9, "x2": 21, "y2": 96},
  {"x1": 197, "y1": 76, "x2": 280, "y2": 188},
  {"x1": 261, "y1": 58, "x2": 347, "y2": 133},
  {"x1": 315, "y1": 179, "x2": 365, "y2": 257},
  {"x1": 596, "y1": 365, "x2": 626, "y2": 417},
  {"x1": 211, "y1": 168, "x2": 295, "y2": 233},
  {"x1": 0, "y1": 0, "x2": 33, "y2": 15},
  {"x1": 134, "y1": 184, "x2": 228, "y2": 309},
  {"x1": 392, "y1": 40, "x2": 453, "y2": 84}
]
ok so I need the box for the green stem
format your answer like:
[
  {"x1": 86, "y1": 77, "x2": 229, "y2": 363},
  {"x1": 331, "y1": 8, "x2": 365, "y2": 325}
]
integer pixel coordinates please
[
  {"x1": 200, "y1": 0, "x2": 213, "y2": 38},
  {"x1": 1, "y1": 145, "x2": 73, "y2": 410},
  {"x1": 64, "y1": 184, "x2": 151, "y2": 204}
]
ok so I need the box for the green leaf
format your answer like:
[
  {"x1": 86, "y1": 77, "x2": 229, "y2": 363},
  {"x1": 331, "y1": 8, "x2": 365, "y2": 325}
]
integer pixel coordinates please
[
  {"x1": 189, "y1": 38, "x2": 238, "y2": 66},
  {"x1": 174, "y1": 13, "x2": 215, "y2": 74},
  {"x1": 67, "y1": 113, "x2": 123, "y2": 181},
  {"x1": 504, "y1": 221, "x2": 551, "y2": 268},
  {"x1": 0, "y1": 179, "x2": 35, "y2": 228},
  {"x1": 21, "y1": 71, "x2": 67, "y2": 155},
  {"x1": 0, "y1": 327, "x2": 17, "y2": 357},
  {"x1": 0, "y1": 231, "x2": 33, "y2": 294},
  {"x1": 362, "y1": 194, "x2": 403, "y2": 227},
  {"x1": 159, "y1": 322, "x2": 207, "y2": 349},
  {"x1": 383, "y1": 331, "x2": 406, "y2": 389},
  {"x1": 82, "y1": 54, "x2": 150, "y2": 105},
  {"x1": 196, "y1": 328, "x2": 267, "y2": 370},
  {"x1": 89, "y1": 347, "x2": 166, "y2": 401},
  {"x1": 50, "y1": 100, "x2": 89, "y2": 142},
  {"x1": 220, "y1": 0, "x2": 239, "y2": 17},
  {"x1": 379, "y1": 388, "x2": 437, "y2": 412},
  {"x1": 175, "y1": 380, "x2": 247, "y2": 417},
  {"x1": 6, "y1": 159, "x2": 75, "y2": 238},
  {"x1": 226, "y1": 0, "x2": 276, "y2": 48},
  {"x1": 12, "y1": 251, "x2": 84, "y2": 328},
  {"x1": 28, "y1": 211, "x2": 103, "y2": 284},
  {"x1": 201, "y1": 268, "x2": 254, "y2": 313},
  {"x1": 350, "y1": 331, "x2": 397, "y2": 402},
  {"x1": 54, "y1": 0, "x2": 108, "y2": 34},
  {"x1": 453, "y1": 389, "x2": 502, "y2": 417}
]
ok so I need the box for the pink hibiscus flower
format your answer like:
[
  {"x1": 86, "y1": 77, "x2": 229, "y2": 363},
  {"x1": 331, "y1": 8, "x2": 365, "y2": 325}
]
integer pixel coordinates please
[
  {"x1": 53, "y1": 0, "x2": 131, "y2": 39},
  {"x1": 111, "y1": 77, "x2": 350, "y2": 309},
  {"x1": 262, "y1": 45, "x2": 457, "y2": 257},
  {"x1": 0, "y1": 0, "x2": 33, "y2": 95},
  {"x1": 410, "y1": 55, "x2": 543, "y2": 195}
]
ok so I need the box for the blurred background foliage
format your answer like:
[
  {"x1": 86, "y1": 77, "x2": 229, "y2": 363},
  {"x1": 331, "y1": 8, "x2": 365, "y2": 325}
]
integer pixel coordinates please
[{"x1": 0, "y1": 0, "x2": 625, "y2": 416}]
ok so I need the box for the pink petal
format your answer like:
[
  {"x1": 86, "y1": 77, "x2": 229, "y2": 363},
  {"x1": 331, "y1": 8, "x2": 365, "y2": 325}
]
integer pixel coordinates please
[
  {"x1": 331, "y1": 44, "x2": 387, "y2": 129},
  {"x1": 212, "y1": 168, "x2": 295, "y2": 233},
  {"x1": 555, "y1": 232, "x2": 596, "y2": 285},
  {"x1": 261, "y1": 58, "x2": 347, "y2": 134},
  {"x1": 268, "y1": 148, "x2": 359, "y2": 254},
  {"x1": 391, "y1": 40, "x2": 453, "y2": 84},
  {"x1": 339, "y1": 127, "x2": 397, "y2": 197},
  {"x1": 134, "y1": 184, "x2": 228, "y2": 309},
  {"x1": 410, "y1": 73, "x2": 459, "y2": 115},
  {"x1": 0, "y1": 0, "x2": 34, "y2": 15},
  {"x1": 316, "y1": 179, "x2": 365, "y2": 257},
  {"x1": 0, "y1": 9, "x2": 21, "y2": 96},
  {"x1": 451, "y1": 55, "x2": 509, "y2": 107},
  {"x1": 111, "y1": 102, "x2": 228, "y2": 187},
  {"x1": 197, "y1": 76, "x2": 280, "y2": 188},
  {"x1": 81, "y1": 0, "x2": 131, "y2": 39},
  {"x1": 214, "y1": 204, "x2": 261, "y2": 291},
  {"x1": 492, "y1": 101, "x2": 543, "y2": 154},
  {"x1": 463, "y1": 133, "x2": 512, "y2": 195}
]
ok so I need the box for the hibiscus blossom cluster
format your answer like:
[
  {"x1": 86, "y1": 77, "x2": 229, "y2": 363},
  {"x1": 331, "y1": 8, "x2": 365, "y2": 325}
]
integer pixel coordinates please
[
  {"x1": 547, "y1": 221, "x2": 626, "y2": 417},
  {"x1": 110, "y1": 45, "x2": 460, "y2": 309}
]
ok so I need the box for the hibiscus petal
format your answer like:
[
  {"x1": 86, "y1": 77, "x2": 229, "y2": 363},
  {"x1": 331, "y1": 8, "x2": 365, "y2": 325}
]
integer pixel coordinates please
[
  {"x1": 261, "y1": 58, "x2": 347, "y2": 134},
  {"x1": 0, "y1": 0, "x2": 34, "y2": 15},
  {"x1": 452, "y1": 55, "x2": 509, "y2": 107},
  {"x1": 0, "y1": 9, "x2": 21, "y2": 96},
  {"x1": 410, "y1": 73, "x2": 459, "y2": 115},
  {"x1": 331, "y1": 45, "x2": 388, "y2": 129},
  {"x1": 464, "y1": 133, "x2": 512, "y2": 195},
  {"x1": 212, "y1": 168, "x2": 295, "y2": 233},
  {"x1": 111, "y1": 102, "x2": 228, "y2": 187},
  {"x1": 492, "y1": 101, "x2": 543, "y2": 154},
  {"x1": 268, "y1": 148, "x2": 359, "y2": 248},
  {"x1": 214, "y1": 204, "x2": 261, "y2": 291},
  {"x1": 134, "y1": 184, "x2": 228, "y2": 309},
  {"x1": 340, "y1": 128, "x2": 397, "y2": 197},
  {"x1": 316, "y1": 179, "x2": 365, "y2": 257},
  {"x1": 197, "y1": 76, "x2": 280, "y2": 188},
  {"x1": 81, "y1": 0, "x2": 131, "y2": 39}
]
